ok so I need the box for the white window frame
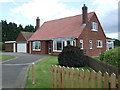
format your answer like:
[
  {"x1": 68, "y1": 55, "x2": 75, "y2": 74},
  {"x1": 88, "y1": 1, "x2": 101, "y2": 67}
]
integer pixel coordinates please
[
  {"x1": 89, "y1": 40, "x2": 92, "y2": 49},
  {"x1": 80, "y1": 40, "x2": 83, "y2": 49},
  {"x1": 97, "y1": 40, "x2": 103, "y2": 48},
  {"x1": 53, "y1": 41, "x2": 63, "y2": 52},
  {"x1": 91, "y1": 22, "x2": 98, "y2": 31},
  {"x1": 53, "y1": 40, "x2": 76, "y2": 52},
  {"x1": 32, "y1": 41, "x2": 41, "y2": 51}
]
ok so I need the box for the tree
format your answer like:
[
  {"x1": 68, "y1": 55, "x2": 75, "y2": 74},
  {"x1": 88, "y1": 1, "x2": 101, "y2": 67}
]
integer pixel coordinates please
[
  {"x1": 1, "y1": 20, "x2": 35, "y2": 42},
  {"x1": 23, "y1": 24, "x2": 35, "y2": 32}
]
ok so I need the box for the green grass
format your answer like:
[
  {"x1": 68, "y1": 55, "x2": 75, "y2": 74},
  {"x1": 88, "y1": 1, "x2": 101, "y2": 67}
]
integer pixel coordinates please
[
  {"x1": 0, "y1": 55, "x2": 16, "y2": 62},
  {"x1": 25, "y1": 56, "x2": 91, "y2": 88}
]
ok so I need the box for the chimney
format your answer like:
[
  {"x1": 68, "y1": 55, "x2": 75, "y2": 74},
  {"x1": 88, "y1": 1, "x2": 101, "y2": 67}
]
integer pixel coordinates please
[
  {"x1": 36, "y1": 17, "x2": 40, "y2": 30},
  {"x1": 82, "y1": 4, "x2": 88, "y2": 25}
]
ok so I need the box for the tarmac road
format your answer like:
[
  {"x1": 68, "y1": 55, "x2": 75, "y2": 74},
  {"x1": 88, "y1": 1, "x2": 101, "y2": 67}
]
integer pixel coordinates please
[{"x1": 1, "y1": 52, "x2": 47, "y2": 88}]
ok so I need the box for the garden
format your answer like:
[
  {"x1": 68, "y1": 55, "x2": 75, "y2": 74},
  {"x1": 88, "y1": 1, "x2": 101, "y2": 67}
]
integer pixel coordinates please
[{"x1": 25, "y1": 46, "x2": 120, "y2": 88}]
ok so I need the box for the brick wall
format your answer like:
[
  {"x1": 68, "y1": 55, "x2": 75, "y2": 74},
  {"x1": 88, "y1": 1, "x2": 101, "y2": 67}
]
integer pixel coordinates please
[
  {"x1": 77, "y1": 13, "x2": 106, "y2": 56},
  {"x1": 30, "y1": 41, "x2": 48, "y2": 55},
  {"x1": 5, "y1": 43, "x2": 13, "y2": 52}
]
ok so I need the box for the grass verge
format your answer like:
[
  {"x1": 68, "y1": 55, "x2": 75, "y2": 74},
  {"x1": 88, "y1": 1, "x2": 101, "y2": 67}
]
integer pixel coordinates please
[
  {"x1": 25, "y1": 56, "x2": 91, "y2": 88},
  {"x1": 0, "y1": 55, "x2": 16, "y2": 62}
]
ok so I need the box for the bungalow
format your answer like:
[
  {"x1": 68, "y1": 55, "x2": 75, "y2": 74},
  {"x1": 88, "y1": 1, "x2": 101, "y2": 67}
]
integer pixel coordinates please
[{"x1": 29, "y1": 4, "x2": 106, "y2": 56}]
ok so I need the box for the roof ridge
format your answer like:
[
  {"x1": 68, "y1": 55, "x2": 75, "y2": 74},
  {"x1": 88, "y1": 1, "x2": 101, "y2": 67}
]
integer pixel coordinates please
[{"x1": 44, "y1": 11, "x2": 95, "y2": 23}]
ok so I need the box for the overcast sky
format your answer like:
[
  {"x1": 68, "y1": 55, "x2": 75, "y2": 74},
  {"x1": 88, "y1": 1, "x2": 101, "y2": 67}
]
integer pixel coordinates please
[{"x1": 0, "y1": 0, "x2": 119, "y2": 39}]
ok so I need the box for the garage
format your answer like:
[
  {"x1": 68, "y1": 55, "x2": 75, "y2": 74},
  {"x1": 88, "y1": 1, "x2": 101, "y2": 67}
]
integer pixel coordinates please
[{"x1": 17, "y1": 43, "x2": 27, "y2": 53}]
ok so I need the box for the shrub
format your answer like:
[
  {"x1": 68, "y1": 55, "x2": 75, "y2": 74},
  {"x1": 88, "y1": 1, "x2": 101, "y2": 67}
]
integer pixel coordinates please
[
  {"x1": 0, "y1": 42, "x2": 5, "y2": 50},
  {"x1": 58, "y1": 46, "x2": 87, "y2": 67},
  {"x1": 100, "y1": 47, "x2": 120, "y2": 67}
]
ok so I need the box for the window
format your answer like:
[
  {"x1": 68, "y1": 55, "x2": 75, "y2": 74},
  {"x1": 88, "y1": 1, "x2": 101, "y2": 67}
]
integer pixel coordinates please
[
  {"x1": 89, "y1": 40, "x2": 92, "y2": 49},
  {"x1": 32, "y1": 41, "x2": 40, "y2": 51},
  {"x1": 97, "y1": 40, "x2": 103, "y2": 48},
  {"x1": 53, "y1": 41, "x2": 63, "y2": 52},
  {"x1": 64, "y1": 40, "x2": 76, "y2": 46},
  {"x1": 91, "y1": 22, "x2": 98, "y2": 31},
  {"x1": 53, "y1": 40, "x2": 76, "y2": 52},
  {"x1": 80, "y1": 40, "x2": 83, "y2": 49}
]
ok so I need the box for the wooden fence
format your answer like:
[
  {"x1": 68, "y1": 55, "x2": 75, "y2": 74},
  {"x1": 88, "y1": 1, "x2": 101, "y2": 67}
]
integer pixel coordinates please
[{"x1": 51, "y1": 65, "x2": 120, "y2": 88}]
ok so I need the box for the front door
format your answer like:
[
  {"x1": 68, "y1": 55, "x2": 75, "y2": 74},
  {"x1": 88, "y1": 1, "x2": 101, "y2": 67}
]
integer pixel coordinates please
[{"x1": 47, "y1": 41, "x2": 51, "y2": 54}]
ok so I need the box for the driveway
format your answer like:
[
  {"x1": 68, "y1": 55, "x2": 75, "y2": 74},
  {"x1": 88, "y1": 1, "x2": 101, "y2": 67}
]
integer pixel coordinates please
[{"x1": 2, "y1": 52, "x2": 47, "y2": 88}]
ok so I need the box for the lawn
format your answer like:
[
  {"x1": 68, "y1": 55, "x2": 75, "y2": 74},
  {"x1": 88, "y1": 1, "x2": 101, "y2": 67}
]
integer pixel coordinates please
[
  {"x1": 25, "y1": 56, "x2": 90, "y2": 88},
  {"x1": 0, "y1": 55, "x2": 16, "y2": 62}
]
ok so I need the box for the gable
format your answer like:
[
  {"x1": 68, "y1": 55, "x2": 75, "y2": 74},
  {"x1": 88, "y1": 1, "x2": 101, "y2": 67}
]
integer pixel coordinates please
[
  {"x1": 79, "y1": 12, "x2": 106, "y2": 39},
  {"x1": 16, "y1": 33, "x2": 27, "y2": 42}
]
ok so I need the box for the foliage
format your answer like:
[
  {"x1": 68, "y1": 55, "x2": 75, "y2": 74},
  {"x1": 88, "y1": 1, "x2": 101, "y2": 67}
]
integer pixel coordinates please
[
  {"x1": 0, "y1": 55, "x2": 16, "y2": 62},
  {"x1": 100, "y1": 47, "x2": 120, "y2": 67},
  {"x1": 114, "y1": 39, "x2": 120, "y2": 47},
  {"x1": 0, "y1": 42, "x2": 5, "y2": 50},
  {"x1": 1, "y1": 20, "x2": 35, "y2": 42},
  {"x1": 58, "y1": 46, "x2": 87, "y2": 67}
]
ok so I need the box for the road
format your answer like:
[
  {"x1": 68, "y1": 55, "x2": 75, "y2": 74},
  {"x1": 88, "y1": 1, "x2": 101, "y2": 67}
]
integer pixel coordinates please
[{"x1": 1, "y1": 52, "x2": 47, "y2": 88}]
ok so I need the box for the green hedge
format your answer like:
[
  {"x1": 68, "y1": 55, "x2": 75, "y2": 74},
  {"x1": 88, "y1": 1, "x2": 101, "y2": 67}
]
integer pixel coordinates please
[
  {"x1": 0, "y1": 42, "x2": 5, "y2": 50},
  {"x1": 100, "y1": 47, "x2": 120, "y2": 67}
]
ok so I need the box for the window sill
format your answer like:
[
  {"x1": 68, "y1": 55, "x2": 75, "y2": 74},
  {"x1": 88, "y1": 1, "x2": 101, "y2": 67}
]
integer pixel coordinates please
[
  {"x1": 91, "y1": 29, "x2": 98, "y2": 31},
  {"x1": 97, "y1": 46, "x2": 103, "y2": 48},
  {"x1": 53, "y1": 50, "x2": 62, "y2": 52},
  {"x1": 32, "y1": 49, "x2": 41, "y2": 51}
]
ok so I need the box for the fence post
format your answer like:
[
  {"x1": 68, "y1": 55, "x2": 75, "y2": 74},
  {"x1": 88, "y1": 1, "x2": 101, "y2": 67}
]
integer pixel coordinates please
[
  {"x1": 97, "y1": 71, "x2": 102, "y2": 88},
  {"x1": 32, "y1": 62, "x2": 35, "y2": 84},
  {"x1": 85, "y1": 70, "x2": 90, "y2": 88},
  {"x1": 110, "y1": 73, "x2": 116, "y2": 88},
  {"x1": 104, "y1": 72, "x2": 109, "y2": 88},
  {"x1": 91, "y1": 70, "x2": 96, "y2": 88}
]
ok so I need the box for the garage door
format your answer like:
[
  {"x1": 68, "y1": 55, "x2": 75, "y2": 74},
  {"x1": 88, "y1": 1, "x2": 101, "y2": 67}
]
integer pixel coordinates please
[{"x1": 17, "y1": 43, "x2": 27, "y2": 53}]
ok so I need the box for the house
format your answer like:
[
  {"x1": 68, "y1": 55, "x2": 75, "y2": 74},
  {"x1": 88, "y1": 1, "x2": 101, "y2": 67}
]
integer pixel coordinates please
[
  {"x1": 16, "y1": 31, "x2": 34, "y2": 53},
  {"x1": 28, "y1": 4, "x2": 106, "y2": 56},
  {"x1": 106, "y1": 37, "x2": 115, "y2": 51}
]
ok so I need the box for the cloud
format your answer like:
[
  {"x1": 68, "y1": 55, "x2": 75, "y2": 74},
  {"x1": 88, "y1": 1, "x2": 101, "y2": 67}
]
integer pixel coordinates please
[
  {"x1": 106, "y1": 32, "x2": 118, "y2": 39},
  {"x1": 9, "y1": 0, "x2": 80, "y2": 26},
  {"x1": 7, "y1": 0, "x2": 119, "y2": 39},
  {"x1": 91, "y1": 0, "x2": 119, "y2": 35}
]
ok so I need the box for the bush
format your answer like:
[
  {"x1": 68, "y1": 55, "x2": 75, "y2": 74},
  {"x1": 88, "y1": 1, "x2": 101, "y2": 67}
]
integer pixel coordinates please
[
  {"x1": 0, "y1": 42, "x2": 5, "y2": 50},
  {"x1": 100, "y1": 47, "x2": 120, "y2": 67},
  {"x1": 58, "y1": 46, "x2": 87, "y2": 67}
]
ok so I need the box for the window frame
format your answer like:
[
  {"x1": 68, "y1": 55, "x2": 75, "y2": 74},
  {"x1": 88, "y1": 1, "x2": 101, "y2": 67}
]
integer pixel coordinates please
[
  {"x1": 53, "y1": 40, "x2": 63, "y2": 52},
  {"x1": 97, "y1": 40, "x2": 103, "y2": 48},
  {"x1": 53, "y1": 40, "x2": 76, "y2": 52},
  {"x1": 89, "y1": 40, "x2": 92, "y2": 49},
  {"x1": 91, "y1": 22, "x2": 98, "y2": 31},
  {"x1": 32, "y1": 41, "x2": 41, "y2": 51},
  {"x1": 80, "y1": 40, "x2": 83, "y2": 49}
]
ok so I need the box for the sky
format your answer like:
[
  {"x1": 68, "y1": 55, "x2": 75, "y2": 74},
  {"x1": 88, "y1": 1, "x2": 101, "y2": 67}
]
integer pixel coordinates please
[{"x1": 0, "y1": 0, "x2": 119, "y2": 39}]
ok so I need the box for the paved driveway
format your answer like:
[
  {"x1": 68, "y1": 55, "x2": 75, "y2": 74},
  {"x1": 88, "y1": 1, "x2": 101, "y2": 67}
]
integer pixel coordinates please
[{"x1": 2, "y1": 52, "x2": 47, "y2": 88}]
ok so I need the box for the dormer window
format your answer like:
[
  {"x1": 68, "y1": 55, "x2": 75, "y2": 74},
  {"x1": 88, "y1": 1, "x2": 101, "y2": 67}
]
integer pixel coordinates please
[{"x1": 91, "y1": 22, "x2": 98, "y2": 31}]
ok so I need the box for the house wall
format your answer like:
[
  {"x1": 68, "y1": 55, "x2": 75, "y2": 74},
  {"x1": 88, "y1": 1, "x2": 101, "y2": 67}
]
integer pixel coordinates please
[
  {"x1": 30, "y1": 41, "x2": 48, "y2": 55},
  {"x1": 5, "y1": 43, "x2": 13, "y2": 52},
  {"x1": 77, "y1": 13, "x2": 106, "y2": 56}
]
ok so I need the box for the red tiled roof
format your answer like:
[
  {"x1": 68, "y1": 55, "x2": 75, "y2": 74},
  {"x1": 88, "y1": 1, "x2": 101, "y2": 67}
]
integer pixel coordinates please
[{"x1": 29, "y1": 12, "x2": 94, "y2": 41}]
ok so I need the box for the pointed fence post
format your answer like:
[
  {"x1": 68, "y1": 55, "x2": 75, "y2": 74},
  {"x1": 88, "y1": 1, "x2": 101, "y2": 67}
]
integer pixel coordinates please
[{"x1": 32, "y1": 62, "x2": 35, "y2": 84}]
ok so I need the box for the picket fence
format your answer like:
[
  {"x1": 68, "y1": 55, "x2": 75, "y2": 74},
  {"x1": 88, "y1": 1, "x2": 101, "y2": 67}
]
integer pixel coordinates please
[{"x1": 51, "y1": 65, "x2": 120, "y2": 88}]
